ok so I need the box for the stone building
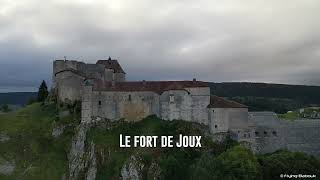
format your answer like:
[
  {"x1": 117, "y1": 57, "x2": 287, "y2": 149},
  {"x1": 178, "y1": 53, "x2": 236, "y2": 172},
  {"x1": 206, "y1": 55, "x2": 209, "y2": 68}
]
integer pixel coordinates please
[{"x1": 53, "y1": 58, "x2": 320, "y2": 157}]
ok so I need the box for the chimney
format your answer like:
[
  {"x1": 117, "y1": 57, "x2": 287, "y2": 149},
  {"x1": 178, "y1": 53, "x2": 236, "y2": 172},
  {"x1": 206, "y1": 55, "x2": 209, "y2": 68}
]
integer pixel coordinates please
[{"x1": 142, "y1": 80, "x2": 146, "y2": 86}]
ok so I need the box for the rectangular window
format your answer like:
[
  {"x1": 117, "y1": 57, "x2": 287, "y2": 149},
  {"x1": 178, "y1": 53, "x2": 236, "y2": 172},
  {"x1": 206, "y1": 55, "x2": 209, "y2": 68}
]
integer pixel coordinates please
[{"x1": 169, "y1": 94, "x2": 174, "y2": 103}]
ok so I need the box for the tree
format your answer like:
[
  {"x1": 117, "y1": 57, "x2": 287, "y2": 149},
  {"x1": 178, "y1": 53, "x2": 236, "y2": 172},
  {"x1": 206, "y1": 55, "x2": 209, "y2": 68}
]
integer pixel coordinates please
[
  {"x1": 259, "y1": 150, "x2": 320, "y2": 179},
  {"x1": 37, "y1": 80, "x2": 49, "y2": 102},
  {"x1": 191, "y1": 146, "x2": 261, "y2": 180},
  {"x1": 1, "y1": 104, "x2": 11, "y2": 112}
]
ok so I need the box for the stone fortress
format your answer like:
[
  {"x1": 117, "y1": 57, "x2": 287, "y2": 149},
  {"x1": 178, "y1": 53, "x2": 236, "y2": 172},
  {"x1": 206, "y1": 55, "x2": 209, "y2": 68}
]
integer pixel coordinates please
[{"x1": 53, "y1": 58, "x2": 320, "y2": 156}]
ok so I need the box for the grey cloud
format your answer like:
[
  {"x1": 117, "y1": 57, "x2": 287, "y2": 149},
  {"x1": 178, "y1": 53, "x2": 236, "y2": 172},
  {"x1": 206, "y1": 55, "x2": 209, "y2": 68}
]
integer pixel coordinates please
[{"x1": 0, "y1": 0, "x2": 320, "y2": 92}]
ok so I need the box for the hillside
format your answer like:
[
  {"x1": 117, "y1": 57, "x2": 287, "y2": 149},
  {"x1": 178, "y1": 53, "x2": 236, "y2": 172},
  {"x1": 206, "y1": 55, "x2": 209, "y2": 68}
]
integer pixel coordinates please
[
  {"x1": 1, "y1": 102, "x2": 319, "y2": 179},
  {"x1": 0, "y1": 92, "x2": 37, "y2": 105},
  {"x1": 209, "y1": 82, "x2": 320, "y2": 99},
  {"x1": 209, "y1": 82, "x2": 320, "y2": 113}
]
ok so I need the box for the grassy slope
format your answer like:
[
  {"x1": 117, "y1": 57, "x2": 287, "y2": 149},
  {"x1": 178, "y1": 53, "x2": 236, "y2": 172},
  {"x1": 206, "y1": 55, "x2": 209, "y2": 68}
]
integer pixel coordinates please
[{"x1": 0, "y1": 103, "x2": 74, "y2": 180}]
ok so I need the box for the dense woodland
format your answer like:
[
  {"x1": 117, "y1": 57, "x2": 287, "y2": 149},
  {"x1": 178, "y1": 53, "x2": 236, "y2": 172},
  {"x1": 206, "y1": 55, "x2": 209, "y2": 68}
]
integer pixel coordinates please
[{"x1": 209, "y1": 82, "x2": 320, "y2": 113}]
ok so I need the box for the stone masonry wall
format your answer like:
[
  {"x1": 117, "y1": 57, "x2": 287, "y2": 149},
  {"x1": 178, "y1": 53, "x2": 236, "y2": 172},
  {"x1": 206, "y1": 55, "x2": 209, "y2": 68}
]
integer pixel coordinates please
[
  {"x1": 209, "y1": 108, "x2": 248, "y2": 134},
  {"x1": 249, "y1": 112, "x2": 320, "y2": 156},
  {"x1": 55, "y1": 71, "x2": 84, "y2": 102},
  {"x1": 82, "y1": 87, "x2": 211, "y2": 124},
  {"x1": 90, "y1": 91, "x2": 159, "y2": 121}
]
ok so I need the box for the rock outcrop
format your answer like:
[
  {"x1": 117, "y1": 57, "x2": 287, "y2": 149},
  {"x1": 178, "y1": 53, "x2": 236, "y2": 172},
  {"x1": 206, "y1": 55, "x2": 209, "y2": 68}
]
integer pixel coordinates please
[
  {"x1": 121, "y1": 155, "x2": 144, "y2": 180},
  {"x1": 0, "y1": 160, "x2": 15, "y2": 176},
  {"x1": 68, "y1": 124, "x2": 89, "y2": 180},
  {"x1": 85, "y1": 141, "x2": 97, "y2": 180}
]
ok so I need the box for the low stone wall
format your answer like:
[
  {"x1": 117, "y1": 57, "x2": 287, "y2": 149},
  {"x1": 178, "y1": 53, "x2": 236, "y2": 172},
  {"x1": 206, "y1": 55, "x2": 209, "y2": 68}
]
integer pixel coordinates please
[{"x1": 250, "y1": 112, "x2": 320, "y2": 157}]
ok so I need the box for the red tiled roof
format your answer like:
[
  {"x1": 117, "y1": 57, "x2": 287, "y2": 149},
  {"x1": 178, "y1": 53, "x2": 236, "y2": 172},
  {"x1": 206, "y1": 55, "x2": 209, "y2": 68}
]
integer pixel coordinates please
[
  {"x1": 208, "y1": 95, "x2": 247, "y2": 108},
  {"x1": 96, "y1": 60, "x2": 125, "y2": 73},
  {"x1": 92, "y1": 80, "x2": 209, "y2": 94}
]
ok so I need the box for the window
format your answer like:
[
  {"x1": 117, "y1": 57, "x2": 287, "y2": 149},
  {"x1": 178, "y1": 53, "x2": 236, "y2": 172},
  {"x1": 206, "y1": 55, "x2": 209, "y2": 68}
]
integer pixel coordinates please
[
  {"x1": 98, "y1": 101, "x2": 101, "y2": 105},
  {"x1": 272, "y1": 131, "x2": 277, "y2": 136},
  {"x1": 255, "y1": 131, "x2": 259, "y2": 136},
  {"x1": 128, "y1": 94, "x2": 132, "y2": 101},
  {"x1": 214, "y1": 125, "x2": 218, "y2": 128},
  {"x1": 264, "y1": 131, "x2": 267, "y2": 135},
  {"x1": 169, "y1": 94, "x2": 174, "y2": 103}
]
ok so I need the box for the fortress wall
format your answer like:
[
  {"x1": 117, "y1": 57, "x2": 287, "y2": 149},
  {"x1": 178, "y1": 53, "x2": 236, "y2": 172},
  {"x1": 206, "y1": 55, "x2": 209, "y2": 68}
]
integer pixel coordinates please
[
  {"x1": 160, "y1": 90, "x2": 192, "y2": 121},
  {"x1": 53, "y1": 60, "x2": 65, "y2": 74},
  {"x1": 82, "y1": 64, "x2": 105, "y2": 80},
  {"x1": 90, "y1": 91, "x2": 160, "y2": 121},
  {"x1": 282, "y1": 120, "x2": 320, "y2": 156},
  {"x1": 159, "y1": 88, "x2": 210, "y2": 124},
  {"x1": 53, "y1": 60, "x2": 65, "y2": 88},
  {"x1": 65, "y1": 60, "x2": 80, "y2": 70},
  {"x1": 114, "y1": 73, "x2": 125, "y2": 82},
  {"x1": 250, "y1": 112, "x2": 320, "y2": 156},
  {"x1": 55, "y1": 71, "x2": 84, "y2": 102},
  {"x1": 81, "y1": 86, "x2": 93, "y2": 123},
  {"x1": 104, "y1": 69, "x2": 114, "y2": 81},
  {"x1": 209, "y1": 108, "x2": 249, "y2": 134}
]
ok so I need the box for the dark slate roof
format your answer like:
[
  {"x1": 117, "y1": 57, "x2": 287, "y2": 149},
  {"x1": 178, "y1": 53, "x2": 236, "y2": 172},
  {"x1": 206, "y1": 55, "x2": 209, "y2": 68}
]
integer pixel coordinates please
[
  {"x1": 208, "y1": 95, "x2": 247, "y2": 108},
  {"x1": 96, "y1": 59, "x2": 126, "y2": 73},
  {"x1": 93, "y1": 80, "x2": 209, "y2": 94}
]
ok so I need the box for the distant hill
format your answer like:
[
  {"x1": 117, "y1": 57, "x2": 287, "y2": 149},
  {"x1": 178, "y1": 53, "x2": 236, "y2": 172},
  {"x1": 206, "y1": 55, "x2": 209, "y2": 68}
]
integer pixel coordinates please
[
  {"x1": 2, "y1": 82, "x2": 320, "y2": 112},
  {"x1": 209, "y1": 82, "x2": 320, "y2": 100},
  {"x1": 0, "y1": 92, "x2": 37, "y2": 105},
  {"x1": 209, "y1": 82, "x2": 320, "y2": 113}
]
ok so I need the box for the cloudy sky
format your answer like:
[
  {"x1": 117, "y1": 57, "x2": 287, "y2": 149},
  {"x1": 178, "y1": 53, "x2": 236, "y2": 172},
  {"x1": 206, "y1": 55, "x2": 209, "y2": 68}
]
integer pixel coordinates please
[{"x1": 1, "y1": 0, "x2": 320, "y2": 92}]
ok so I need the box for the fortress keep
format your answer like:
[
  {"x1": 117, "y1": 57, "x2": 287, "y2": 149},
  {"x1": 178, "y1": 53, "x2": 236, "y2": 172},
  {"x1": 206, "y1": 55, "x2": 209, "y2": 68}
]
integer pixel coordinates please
[{"x1": 53, "y1": 58, "x2": 320, "y2": 156}]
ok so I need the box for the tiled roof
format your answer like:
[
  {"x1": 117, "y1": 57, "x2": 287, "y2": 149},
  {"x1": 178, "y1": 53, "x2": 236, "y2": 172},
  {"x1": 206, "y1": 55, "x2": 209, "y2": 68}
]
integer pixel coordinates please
[
  {"x1": 93, "y1": 80, "x2": 209, "y2": 94},
  {"x1": 208, "y1": 95, "x2": 247, "y2": 108},
  {"x1": 55, "y1": 68, "x2": 86, "y2": 77},
  {"x1": 96, "y1": 59, "x2": 125, "y2": 73}
]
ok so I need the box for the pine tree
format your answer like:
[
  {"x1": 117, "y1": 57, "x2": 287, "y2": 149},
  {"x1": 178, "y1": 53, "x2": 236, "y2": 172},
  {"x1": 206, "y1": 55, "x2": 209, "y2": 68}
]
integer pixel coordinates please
[{"x1": 37, "y1": 80, "x2": 49, "y2": 102}]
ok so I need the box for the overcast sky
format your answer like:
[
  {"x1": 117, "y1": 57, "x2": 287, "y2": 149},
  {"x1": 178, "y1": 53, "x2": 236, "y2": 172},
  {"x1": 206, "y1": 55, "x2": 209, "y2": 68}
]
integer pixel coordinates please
[{"x1": 1, "y1": 0, "x2": 320, "y2": 92}]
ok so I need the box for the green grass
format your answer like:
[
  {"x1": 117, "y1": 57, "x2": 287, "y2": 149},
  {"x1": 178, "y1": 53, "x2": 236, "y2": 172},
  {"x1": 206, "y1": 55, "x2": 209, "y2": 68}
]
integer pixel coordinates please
[
  {"x1": 278, "y1": 111, "x2": 299, "y2": 120},
  {"x1": 0, "y1": 103, "x2": 75, "y2": 180}
]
